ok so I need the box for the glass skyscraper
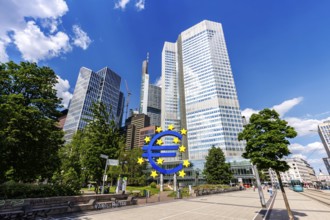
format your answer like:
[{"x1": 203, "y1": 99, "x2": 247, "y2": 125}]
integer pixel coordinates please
[
  {"x1": 63, "y1": 67, "x2": 124, "y2": 142},
  {"x1": 139, "y1": 54, "x2": 161, "y2": 126},
  {"x1": 162, "y1": 20, "x2": 246, "y2": 170},
  {"x1": 318, "y1": 120, "x2": 330, "y2": 174}
]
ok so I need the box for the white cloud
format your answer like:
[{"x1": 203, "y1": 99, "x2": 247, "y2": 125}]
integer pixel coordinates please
[
  {"x1": 72, "y1": 25, "x2": 91, "y2": 50},
  {"x1": 290, "y1": 154, "x2": 307, "y2": 160},
  {"x1": 114, "y1": 0, "x2": 131, "y2": 10},
  {"x1": 273, "y1": 97, "x2": 303, "y2": 116},
  {"x1": 135, "y1": 0, "x2": 145, "y2": 11},
  {"x1": 0, "y1": 0, "x2": 91, "y2": 62},
  {"x1": 241, "y1": 108, "x2": 258, "y2": 122},
  {"x1": 241, "y1": 97, "x2": 303, "y2": 122},
  {"x1": 13, "y1": 21, "x2": 71, "y2": 62},
  {"x1": 0, "y1": 40, "x2": 9, "y2": 63},
  {"x1": 153, "y1": 76, "x2": 162, "y2": 87},
  {"x1": 55, "y1": 75, "x2": 73, "y2": 108},
  {"x1": 240, "y1": 97, "x2": 330, "y2": 136},
  {"x1": 285, "y1": 117, "x2": 328, "y2": 136},
  {"x1": 290, "y1": 142, "x2": 325, "y2": 154}
]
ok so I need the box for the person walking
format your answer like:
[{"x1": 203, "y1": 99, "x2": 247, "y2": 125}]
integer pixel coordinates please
[{"x1": 268, "y1": 185, "x2": 273, "y2": 197}]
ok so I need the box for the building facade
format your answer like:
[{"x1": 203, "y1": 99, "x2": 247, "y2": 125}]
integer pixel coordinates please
[
  {"x1": 161, "y1": 20, "x2": 246, "y2": 171},
  {"x1": 318, "y1": 120, "x2": 330, "y2": 174},
  {"x1": 125, "y1": 113, "x2": 150, "y2": 150},
  {"x1": 139, "y1": 54, "x2": 162, "y2": 126},
  {"x1": 279, "y1": 157, "x2": 317, "y2": 186},
  {"x1": 63, "y1": 67, "x2": 123, "y2": 142}
]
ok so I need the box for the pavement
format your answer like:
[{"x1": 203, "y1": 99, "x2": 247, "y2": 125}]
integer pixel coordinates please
[
  {"x1": 48, "y1": 188, "x2": 330, "y2": 220},
  {"x1": 267, "y1": 188, "x2": 330, "y2": 220}
]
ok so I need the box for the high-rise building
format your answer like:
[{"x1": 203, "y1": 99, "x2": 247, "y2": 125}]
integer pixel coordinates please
[
  {"x1": 63, "y1": 67, "x2": 123, "y2": 142},
  {"x1": 318, "y1": 120, "x2": 330, "y2": 174},
  {"x1": 139, "y1": 54, "x2": 161, "y2": 126},
  {"x1": 161, "y1": 20, "x2": 246, "y2": 172},
  {"x1": 125, "y1": 113, "x2": 150, "y2": 150}
]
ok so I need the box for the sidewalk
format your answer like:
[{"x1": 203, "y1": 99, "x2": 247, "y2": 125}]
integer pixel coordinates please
[{"x1": 267, "y1": 188, "x2": 330, "y2": 220}]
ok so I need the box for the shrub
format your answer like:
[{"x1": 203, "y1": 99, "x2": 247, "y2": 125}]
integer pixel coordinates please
[
  {"x1": 0, "y1": 181, "x2": 80, "y2": 199},
  {"x1": 150, "y1": 182, "x2": 157, "y2": 188}
]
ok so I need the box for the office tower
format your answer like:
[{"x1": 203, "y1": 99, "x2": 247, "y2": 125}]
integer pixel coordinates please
[
  {"x1": 63, "y1": 67, "x2": 123, "y2": 142},
  {"x1": 318, "y1": 120, "x2": 330, "y2": 174},
  {"x1": 125, "y1": 113, "x2": 150, "y2": 150},
  {"x1": 139, "y1": 54, "x2": 161, "y2": 126},
  {"x1": 162, "y1": 20, "x2": 246, "y2": 171}
]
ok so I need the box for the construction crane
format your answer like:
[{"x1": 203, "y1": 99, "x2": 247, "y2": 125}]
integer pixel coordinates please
[{"x1": 125, "y1": 79, "x2": 132, "y2": 121}]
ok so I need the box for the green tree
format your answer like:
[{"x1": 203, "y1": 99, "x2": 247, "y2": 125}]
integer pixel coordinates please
[
  {"x1": 0, "y1": 61, "x2": 63, "y2": 183},
  {"x1": 238, "y1": 108, "x2": 297, "y2": 220},
  {"x1": 78, "y1": 102, "x2": 123, "y2": 189},
  {"x1": 203, "y1": 146, "x2": 232, "y2": 184},
  {"x1": 55, "y1": 130, "x2": 85, "y2": 192}
]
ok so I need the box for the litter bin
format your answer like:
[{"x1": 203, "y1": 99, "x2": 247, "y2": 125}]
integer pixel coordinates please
[
  {"x1": 143, "y1": 190, "x2": 150, "y2": 198},
  {"x1": 177, "y1": 189, "x2": 182, "y2": 199}
]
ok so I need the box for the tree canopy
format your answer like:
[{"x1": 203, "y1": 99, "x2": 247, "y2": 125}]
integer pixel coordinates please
[
  {"x1": 0, "y1": 61, "x2": 64, "y2": 183},
  {"x1": 238, "y1": 108, "x2": 297, "y2": 172},
  {"x1": 203, "y1": 146, "x2": 232, "y2": 184},
  {"x1": 68, "y1": 102, "x2": 123, "y2": 186}
]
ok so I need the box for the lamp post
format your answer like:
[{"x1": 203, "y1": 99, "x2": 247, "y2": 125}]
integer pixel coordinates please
[{"x1": 100, "y1": 154, "x2": 109, "y2": 194}]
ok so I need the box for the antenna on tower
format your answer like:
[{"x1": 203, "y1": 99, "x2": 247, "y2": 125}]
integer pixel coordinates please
[
  {"x1": 147, "y1": 52, "x2": 149, "y2": 63},
  {"x1": 125, "y1": 80, "x2": 131, "y2": 120}
]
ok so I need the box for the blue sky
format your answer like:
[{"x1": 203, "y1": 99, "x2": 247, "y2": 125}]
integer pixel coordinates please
[{"x1": 1, "y1": 0, "x2": 330, "y2": 175}]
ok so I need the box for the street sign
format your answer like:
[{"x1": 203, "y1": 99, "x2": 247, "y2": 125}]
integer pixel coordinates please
[
  {"x1": 100, "y1": 154, "x2": 108, "y2": 159},
  {"x1": 103, "y1": 175, "x2": 108, "y2": 181},
  {"x1": 107, "y1": 159, "x2": 119, "y2": 166}
]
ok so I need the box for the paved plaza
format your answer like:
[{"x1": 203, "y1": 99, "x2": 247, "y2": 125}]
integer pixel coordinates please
[{"x1": 50, "y1": 188, "x2": 330, "y2": 220}]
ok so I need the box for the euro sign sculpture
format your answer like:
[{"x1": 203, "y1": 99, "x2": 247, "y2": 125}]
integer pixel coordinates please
[{"x1": 142, "y1": 130, "x2": 183, "y2": 174}]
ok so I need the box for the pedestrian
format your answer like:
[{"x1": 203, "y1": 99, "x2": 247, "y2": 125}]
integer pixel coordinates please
[
  {"x1": 253, "y1": 185, "x2": 256, "y2": 192},
  {"x1": 268, "y1": 185, "x2": 273, "y2": 197}
]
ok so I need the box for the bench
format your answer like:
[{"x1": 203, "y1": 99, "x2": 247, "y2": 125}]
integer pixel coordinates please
[{"x1": 26, "y1": 200, "x2": 73, "y2": 218}]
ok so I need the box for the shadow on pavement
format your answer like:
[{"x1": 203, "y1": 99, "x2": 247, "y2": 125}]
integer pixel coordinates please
[{"x1": 267, "y1": 209, "x2": 308, "y2": 220}]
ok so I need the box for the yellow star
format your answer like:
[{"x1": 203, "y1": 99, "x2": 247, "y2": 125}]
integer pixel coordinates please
[
  {"x1": 156, "y1": 127, "x2": 162, "y2": 133},
  {"x1": 156, "y1": 158, "x2": 164, "y2": 165},
  {"x1": 144, "y1": 136, "x2": 151, "y2": 143},
  {"x1": 178, "y1": 170, "x2": 186, "y2": 178},
  {"x1": 183, "y1": 160, "x2": 190, "y2": 167},
  {"x1": 150, "y1": 170, "x2": 158, "y2": 178},
  {"x1": 168, "y1": 124, "x2": 174, "y2": 130},
  {"x1": 137, "y1": 157, "x2": 144, "y2": 165},
  {"x1": 179, "y1": 145, "x2": 186, "y2": 152},
  {"x1": 173, "y1": 137, "x2": 180, "y2": 144},
  {"x1": 180, "y1": 128, "x2": 187, "y2": 135},
  {"x1": 156, "y1": 139, "x2": 163, "y2": 145}
]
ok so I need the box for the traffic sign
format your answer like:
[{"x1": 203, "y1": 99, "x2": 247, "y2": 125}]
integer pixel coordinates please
[{"x1": 107, "y1": 159, "x2": 119, "y2": 166}]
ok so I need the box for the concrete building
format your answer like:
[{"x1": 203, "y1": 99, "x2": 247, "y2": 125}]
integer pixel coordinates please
[
  {"x1": 161, "y1": 20, "x2": 251, "y2": 184},
  {"x1": 125, "y1": 113, "x2": 150, "y2": 150},
  {"x1": 139, "y1": 126, "x2": 156, "y2": 148},
  {"x1": 139, "y1": 54, "x2": 161, "y2": 126},
  {"x1": 63, "y1": 67, "x2": 124, "y2": 142},
  {"x1": 280, "y1": 157, "x2": 317, "y2": 186},
  {"x1": 318, "y1": 120, "x2": 330, "y2": 174}
]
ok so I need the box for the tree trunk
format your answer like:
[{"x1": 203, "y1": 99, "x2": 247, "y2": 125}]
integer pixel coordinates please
[
  {"x1": 253, "y1": 165, "x2": 266, "y2": 207},
  {"x1": 275, "y1": 170, "x2": 294, "y2": 220}
]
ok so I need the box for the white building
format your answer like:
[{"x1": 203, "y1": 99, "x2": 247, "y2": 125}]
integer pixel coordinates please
[
  {"x1": 161, "y1": 20, "x2": 249, "y2": 180},
  {"x1": 139, "y1": 54, "x2": 161, "y2": 126},
  {"x1": 280, "y1": 158, "x2": 317, "y2": 186}
]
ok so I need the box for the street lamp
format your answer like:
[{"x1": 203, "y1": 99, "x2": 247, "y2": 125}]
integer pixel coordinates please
[{"x1": 100, "y1": 154, "x2": 109, "y2": 194}]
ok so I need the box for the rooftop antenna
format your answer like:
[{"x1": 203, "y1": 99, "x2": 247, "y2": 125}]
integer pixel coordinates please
[{"x1": 125, "y1": 79, "x2": 131, "y2": 121}]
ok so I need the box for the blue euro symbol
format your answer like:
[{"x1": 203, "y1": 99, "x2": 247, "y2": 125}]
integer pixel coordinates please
[{"x1": 142, "y1": 130, "x2": 183, "y2": 174}]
